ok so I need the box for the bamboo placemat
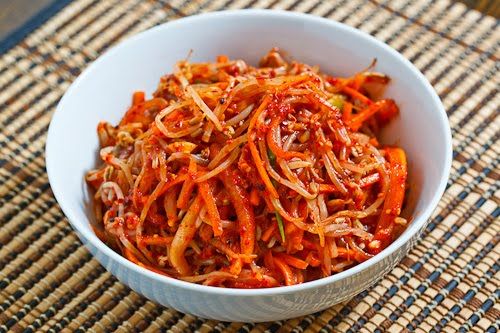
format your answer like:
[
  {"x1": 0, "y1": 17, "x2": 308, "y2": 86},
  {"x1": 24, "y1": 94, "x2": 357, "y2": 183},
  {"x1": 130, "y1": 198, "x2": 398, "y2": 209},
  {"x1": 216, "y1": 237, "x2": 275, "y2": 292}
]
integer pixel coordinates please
[{"x1": 0, "y1": 0, "x2": 498, "y2": 332}]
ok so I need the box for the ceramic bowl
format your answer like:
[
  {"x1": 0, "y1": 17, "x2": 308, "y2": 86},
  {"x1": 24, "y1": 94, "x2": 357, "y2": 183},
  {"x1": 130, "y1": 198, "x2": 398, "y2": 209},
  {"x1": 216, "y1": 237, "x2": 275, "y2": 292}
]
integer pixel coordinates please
[{"x1": 46, "y1": 9, "x2": 452, "y2": 322}]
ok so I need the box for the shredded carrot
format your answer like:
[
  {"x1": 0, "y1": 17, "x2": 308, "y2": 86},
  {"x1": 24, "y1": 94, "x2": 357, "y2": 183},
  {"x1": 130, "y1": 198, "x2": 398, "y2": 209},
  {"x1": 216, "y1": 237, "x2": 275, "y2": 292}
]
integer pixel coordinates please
[
  {"x1": 305, "y1": 252, "x2": 321, "y2": 267},
  {"x1": 276, "y1": 253, "x2": 308, "y2": 270},
  {"x1": 350, "y1": 100, "x2": 395, "y2": 131},
  {"x1": 198, "y1": 180, "x2": 223, "y2": 236},
  {"x1": 177, "y1": 177, "x2": 196, "y2": 210},
  {"x1": 372, "y1": 147, "x2": 407, "y2": 253},
  {"x1": 139, "y1": 235, "x2": 174, "y2": 246},
  {"x1": 342, "y1": 86, "x2": 373, "y2": 106},
  {"x1": 273, "y1": 255, "x2": 296, "y2": 286},
  {"x1": 342, "y1": 101, "x2": 353, "y2": 122},
  {"x1": 250, "y1": 187, "x2": 260, "y2": 206},
  {"x1": 220, "y1": 168, "x2": 256, "y2": 259},
  {"x1": 132, "y1": 91, "x2": 145, "y2": 105},
  {"x1": 247, "y1": 96, "x2": 279, "y2": 198},
  {"x1": 261, "y1": 223, "x2": 278, "y2": 242}
]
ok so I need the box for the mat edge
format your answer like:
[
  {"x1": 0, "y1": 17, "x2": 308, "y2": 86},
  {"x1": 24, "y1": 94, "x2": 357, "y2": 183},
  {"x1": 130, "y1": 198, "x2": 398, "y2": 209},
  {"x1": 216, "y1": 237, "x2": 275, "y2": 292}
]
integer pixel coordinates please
[{"x1": 0, "y1": 0, "x2": 74, "y2": 55}]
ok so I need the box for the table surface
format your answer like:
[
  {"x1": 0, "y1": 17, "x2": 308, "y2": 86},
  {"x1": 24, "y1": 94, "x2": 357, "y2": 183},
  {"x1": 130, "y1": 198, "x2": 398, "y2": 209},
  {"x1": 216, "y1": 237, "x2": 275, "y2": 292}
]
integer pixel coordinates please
[
  {"x1": 0, "y1": 0, "x2": 498, "y2": 41},
  {"x1": 0, "y1": 0, "x2": 498, "y2": 332}
]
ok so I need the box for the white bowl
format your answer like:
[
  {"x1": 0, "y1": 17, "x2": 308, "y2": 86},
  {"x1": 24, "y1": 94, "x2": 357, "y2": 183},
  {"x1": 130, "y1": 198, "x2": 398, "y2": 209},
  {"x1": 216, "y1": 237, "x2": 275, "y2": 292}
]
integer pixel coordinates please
[{"x1": 46, "y1": 9, "x2": 452, "y2": 322}]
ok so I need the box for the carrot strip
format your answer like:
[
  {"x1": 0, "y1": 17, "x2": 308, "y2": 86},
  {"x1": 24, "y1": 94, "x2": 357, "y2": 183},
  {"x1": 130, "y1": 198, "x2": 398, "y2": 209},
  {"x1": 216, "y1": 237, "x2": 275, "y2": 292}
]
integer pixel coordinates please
[
  {"x1": 217, "y1": 55, "x2": 229, "y2": 63},
  {"x1": 349, "y1": 100, "x2": 384, "y2": 131},
  {"x1": 264, "y1": 250, "x2": 275, "y2": 270},
  {"x1": 342, "y1": 86, "x2": 373, "y2": 106},
  {"x1": 139, "y1": 235, "x2": 174, "y2": 246},
  {"x1": 132, "y1": 91, "x2": 145, "y2": 105},
  {"x1": 287, "y1": 225, "x2": 304, "y2": 253},
  {"x1": 157, "y1": 174, "x2": 187, "y2": 196},
  {"x1": 336, "y1": 247, "x2": 358, "y2": 259},
  {"x1": 276, "y1": 253, "x2": 308, "y2": 270},
  {"x1": 348, "y1": 73, "x2": 366, "y2": 91},
  {"x1": 301, "y1": 238, "x2": 318, "y2": 250},
  {"x1": 164, "y1": 186, "x2": 179, "y2": 226},
  {"x1": 373, "y1": 147, "x2": 407, "y2": 252},
  {"x1": 177, "y1": 177, "x2": 196, "y2": 209},
  {"x1": 247, "y1": 95, "x2": 279, "y2": 198},
  {"x1": 305, "y1": 252, "x2": 321, "y2": 267},
  {"x1": 273, "y1": 255, "x2": 296, "y2": 286},
  {"x1": 229, "y1": 258, "x2": 243, "y2": 276},
  {"x1": 342, "y1": 101, "x2": 353, "y2": 122},
  {"x1": 121, "y1": 97, "x2": 168, "y2": 125},
  {"x1": 198, "y1": 180, "x2": 223, "y2": 236},
  {"x1": 318, "y1": 184, "x2": 342, "y2": 193},
  {"x1": 261, "y1": 223, "x2": 278, "y2": 242},
  {"x1": 250, "y1": 187, "x2": 260, "y2": 206},
  {"x1": 140, "y1": 173, "x2": 188, "y2": 225},
  {"x1": 220, "y1": 168, "x2": 255, "y2": 259},
  {"x1": 350, "y1": 99, "x2": 398, "y2": 131}
]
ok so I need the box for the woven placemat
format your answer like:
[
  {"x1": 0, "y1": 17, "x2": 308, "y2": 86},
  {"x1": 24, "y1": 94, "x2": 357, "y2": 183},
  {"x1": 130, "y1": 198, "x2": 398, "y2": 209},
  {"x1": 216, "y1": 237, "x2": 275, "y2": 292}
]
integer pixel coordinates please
[{"x1": 0, "y1": 0, "x2": 498, "y2": 332}]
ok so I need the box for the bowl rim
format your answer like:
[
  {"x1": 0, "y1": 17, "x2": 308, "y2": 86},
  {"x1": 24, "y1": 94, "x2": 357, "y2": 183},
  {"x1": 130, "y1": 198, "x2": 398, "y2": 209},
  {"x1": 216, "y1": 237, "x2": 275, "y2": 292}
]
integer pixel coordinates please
[{"x1": 46, "y1": 8, "x2": 452, "y2": 296}]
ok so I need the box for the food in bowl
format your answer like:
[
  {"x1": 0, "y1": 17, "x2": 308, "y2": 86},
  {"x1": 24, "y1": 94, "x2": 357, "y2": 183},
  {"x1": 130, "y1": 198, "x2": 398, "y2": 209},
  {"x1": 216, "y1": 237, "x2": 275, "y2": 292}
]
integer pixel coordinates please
[
  {"x1": 86, "y1": 48, "x2": 408, "y2": 288},
  {"x1": 47, "y1": 10, "x2": 451, "y2": 321}
]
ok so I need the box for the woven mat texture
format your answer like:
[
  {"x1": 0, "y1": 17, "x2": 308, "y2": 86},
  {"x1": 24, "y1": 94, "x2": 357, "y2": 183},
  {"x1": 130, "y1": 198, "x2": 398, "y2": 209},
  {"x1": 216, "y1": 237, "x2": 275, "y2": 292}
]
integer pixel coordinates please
[{"x1": 0, "y1": 0, "x2": 499, "y2": 332}]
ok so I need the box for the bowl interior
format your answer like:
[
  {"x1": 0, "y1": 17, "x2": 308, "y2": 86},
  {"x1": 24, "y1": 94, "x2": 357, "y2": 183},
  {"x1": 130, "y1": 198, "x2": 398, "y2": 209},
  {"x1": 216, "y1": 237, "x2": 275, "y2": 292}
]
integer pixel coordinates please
[{"x1": 46, "y1": 10, "x2": 451, "y2": 291}]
